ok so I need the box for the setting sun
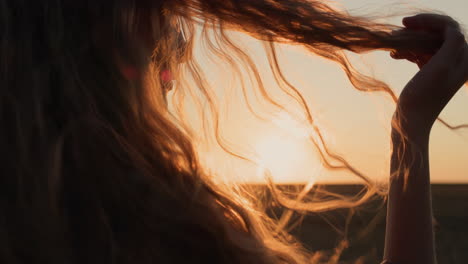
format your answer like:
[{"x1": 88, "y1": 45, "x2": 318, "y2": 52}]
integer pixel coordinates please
[{"x1": 254, "y1": 111, "x2": 320, "y2": 184}]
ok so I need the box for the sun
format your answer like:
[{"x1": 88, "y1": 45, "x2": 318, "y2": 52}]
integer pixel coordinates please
[{"x1": 255, "y1": 111, "x2": 320, "y2": 184}]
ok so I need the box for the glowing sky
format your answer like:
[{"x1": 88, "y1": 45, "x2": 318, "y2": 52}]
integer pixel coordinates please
[{"x1": 186, "y1": 0, "x2": 468, "y2": 184}]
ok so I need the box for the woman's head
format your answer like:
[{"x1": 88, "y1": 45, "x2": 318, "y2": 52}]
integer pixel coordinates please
[
  {"x1": 0, "y1": 0, "x2": 448, "y2": 263},
  {"x1": 0, "y1": 1, "x2": 200, "y2": 262}
]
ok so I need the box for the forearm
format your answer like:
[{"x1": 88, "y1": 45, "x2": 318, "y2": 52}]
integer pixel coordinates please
[{"x1": 384, "y1": 126, "x2": 436, "y2": 264}]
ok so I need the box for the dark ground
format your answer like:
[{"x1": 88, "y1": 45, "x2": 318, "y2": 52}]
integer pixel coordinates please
[{"x1": 259, "y1": 184, "x2": 468, "y2": 264}]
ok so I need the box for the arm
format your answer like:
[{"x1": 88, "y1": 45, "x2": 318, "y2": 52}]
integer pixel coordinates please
[
  {"x1": 384, "y1": 119, "x2": 434, "y2": 264},
  {"x1": 384, "y1": 14, "x2": 468, "y2": 264}
]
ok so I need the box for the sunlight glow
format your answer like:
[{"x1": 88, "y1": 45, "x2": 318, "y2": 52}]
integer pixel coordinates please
[
  {"x1": 255, "y1": 111, "x2": 319, "y2": 183},
  {"x1": 271, "y1": 111, "x2": 312, "y2": 139}
]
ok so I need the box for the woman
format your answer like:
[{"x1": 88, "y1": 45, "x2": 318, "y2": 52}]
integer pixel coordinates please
[{"x1": 0, "y1": 0, "x2": 466, "y2": 263}]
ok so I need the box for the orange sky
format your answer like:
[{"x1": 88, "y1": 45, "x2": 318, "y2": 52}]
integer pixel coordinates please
[{"x1": 175, "y1": 0, "x2": 468, "y2": 184}]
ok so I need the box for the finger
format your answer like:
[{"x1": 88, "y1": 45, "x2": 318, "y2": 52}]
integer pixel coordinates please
[
  {"x1": 416, "y1": 54, "x2": 432, "y2": 69},
  {"x1": 390, "y1": 51, "x2": 407, "y2": 60},
  {"x1": 391, "y1": 51, "x2": 432, "y2": 68},
  {"x1": 391, "y1": 51, "x2": 421, "y2": 59},
  {"x1": 402, "y1": 16, "x2": 423, "y2": 30},
  {"x1": 403, "y1": 14, "x2": 460, "y2": 32}
]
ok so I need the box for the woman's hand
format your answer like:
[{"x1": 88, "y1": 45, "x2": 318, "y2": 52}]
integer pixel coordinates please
[{"x1": 391, "y1": 14, "x2": 468, "y2": 134}]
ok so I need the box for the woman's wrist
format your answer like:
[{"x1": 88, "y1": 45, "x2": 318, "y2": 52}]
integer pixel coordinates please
[{"x1": 391, "y1": 110, "x2": 432, "y2": 146}]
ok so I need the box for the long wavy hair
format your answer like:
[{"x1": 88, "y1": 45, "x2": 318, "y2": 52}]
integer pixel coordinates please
[{"x1": 0, "y1": 0, "x2": 458, "y2": 263}]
